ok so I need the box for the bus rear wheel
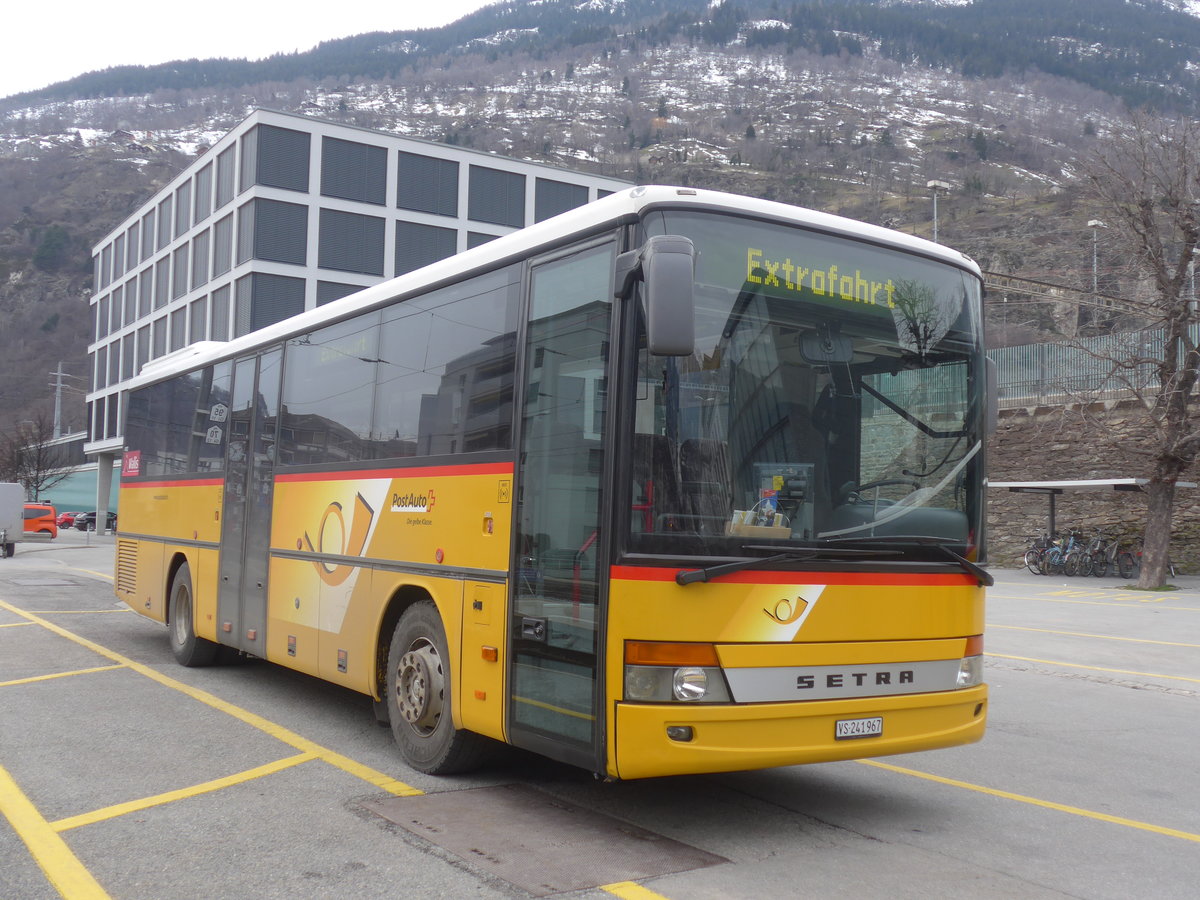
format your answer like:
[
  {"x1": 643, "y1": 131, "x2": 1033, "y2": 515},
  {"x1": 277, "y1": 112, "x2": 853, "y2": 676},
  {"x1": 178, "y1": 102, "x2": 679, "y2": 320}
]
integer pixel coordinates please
[
  {"x1": 387, "y1": 601, "x2": 489, "y2": 775},
  {"x1": 168, "y1": 562, "x2": 219, "y2": 667}
]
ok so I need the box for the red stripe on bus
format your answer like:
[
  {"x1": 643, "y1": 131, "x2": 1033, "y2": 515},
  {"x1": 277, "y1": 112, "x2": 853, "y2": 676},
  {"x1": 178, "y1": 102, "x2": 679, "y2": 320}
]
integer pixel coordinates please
[
  {"x1": 610, "y1": 566, "x2": 976, "y2": 586},
  {"x1": 275, "y1": 462, "x2": 514, "y2": 483},
  {"x1": 122, "y1": 478, "x2": 224, "y2": 489}
]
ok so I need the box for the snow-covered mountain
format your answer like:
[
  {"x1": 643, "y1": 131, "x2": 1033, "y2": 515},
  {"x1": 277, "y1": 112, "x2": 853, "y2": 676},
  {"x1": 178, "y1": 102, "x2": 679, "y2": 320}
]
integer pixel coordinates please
[{"x1": 0, "y1": 0, "x2": 1193, "y2": 424}]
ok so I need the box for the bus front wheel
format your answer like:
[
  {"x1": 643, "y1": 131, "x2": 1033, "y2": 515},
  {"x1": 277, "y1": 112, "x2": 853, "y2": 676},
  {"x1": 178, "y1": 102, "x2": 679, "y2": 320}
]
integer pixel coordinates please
[
  {"x1": 168, "y1": 562, "x2": 219, "y2": 667},
  {"x1": 387, "y1": 601, "x2": 488, "y2": 775}
]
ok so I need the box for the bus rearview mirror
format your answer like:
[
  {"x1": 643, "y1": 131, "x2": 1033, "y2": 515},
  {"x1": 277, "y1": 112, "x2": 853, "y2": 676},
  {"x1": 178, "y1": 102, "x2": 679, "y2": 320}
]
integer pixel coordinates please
[{"x1": 616, "y1": 235, "x2": 696, "y2": 357}]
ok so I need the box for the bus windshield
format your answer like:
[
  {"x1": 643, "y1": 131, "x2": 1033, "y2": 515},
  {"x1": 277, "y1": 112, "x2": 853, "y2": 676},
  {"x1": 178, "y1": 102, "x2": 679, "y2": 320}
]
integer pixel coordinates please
[{"x1": 627, "y1": 210, "x2": 985, "y2": 558}]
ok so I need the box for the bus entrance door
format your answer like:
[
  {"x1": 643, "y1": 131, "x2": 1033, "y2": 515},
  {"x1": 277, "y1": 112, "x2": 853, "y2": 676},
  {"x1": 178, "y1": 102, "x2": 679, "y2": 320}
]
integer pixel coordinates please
[
  {"x1": 217, "y1": 349, "x2": 282, "y2": 655},
  {"x1": 508, "y1": 242, "x2": 614, "y2": 772}
]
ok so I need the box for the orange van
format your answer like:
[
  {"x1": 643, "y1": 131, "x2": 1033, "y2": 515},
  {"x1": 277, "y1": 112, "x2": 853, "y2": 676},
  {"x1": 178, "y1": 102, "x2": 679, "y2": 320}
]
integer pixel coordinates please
[{"x1": 23, "y1": 503, "x2": 58, "y2": 538}]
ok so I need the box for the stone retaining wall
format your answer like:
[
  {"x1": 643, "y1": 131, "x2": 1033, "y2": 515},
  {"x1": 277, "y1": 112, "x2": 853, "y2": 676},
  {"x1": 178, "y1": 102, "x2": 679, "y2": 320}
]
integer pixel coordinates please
[{"x1": 986, "y1": 402, "x2": 1200, "y2": 571}]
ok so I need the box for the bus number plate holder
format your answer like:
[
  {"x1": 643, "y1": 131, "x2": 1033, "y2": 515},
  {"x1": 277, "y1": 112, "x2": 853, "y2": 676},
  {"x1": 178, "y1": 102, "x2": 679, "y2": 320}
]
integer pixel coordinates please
[{"x1": 835, "y1": 716, "x2": 883, "y2": 740}]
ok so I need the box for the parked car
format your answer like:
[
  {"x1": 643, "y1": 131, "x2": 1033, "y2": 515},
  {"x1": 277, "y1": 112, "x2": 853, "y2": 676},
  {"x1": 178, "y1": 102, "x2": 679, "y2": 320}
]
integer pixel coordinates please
[
  {"x1": 56, "y1": 511, "x2": 80, "y2": 527},
  {"x1": 74, "y1": 511, "x2": 117, "y2": 532},
  {"x1": 23, "y1": 503, "x2": 58, "y2": 538}
]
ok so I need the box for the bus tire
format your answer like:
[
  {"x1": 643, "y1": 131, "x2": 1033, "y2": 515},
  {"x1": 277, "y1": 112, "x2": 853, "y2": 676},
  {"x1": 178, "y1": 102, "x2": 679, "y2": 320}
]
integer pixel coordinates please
[
  {"x1": 168, "y1": 562, "x2": 219, "y2": 667},
  {"x1": 387, "y1": 600, "x2": 488, "y2": 775}
]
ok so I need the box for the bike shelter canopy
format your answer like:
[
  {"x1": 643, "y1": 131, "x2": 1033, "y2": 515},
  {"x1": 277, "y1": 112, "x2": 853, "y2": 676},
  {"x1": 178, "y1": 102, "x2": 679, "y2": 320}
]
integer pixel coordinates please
[{"x1": 990, "y1": 479, "x2": 1196, "y2": 536}]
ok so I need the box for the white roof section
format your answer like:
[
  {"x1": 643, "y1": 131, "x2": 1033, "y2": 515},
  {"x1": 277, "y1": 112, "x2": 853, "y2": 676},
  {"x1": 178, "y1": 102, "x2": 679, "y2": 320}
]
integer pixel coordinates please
[{"x1": 124, "y1": 184, "x2": 983, "y2": 391}]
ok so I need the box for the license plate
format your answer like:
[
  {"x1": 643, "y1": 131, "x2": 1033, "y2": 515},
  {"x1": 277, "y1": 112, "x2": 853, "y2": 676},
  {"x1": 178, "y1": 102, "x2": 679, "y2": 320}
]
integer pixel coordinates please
[{"x1": 835, "y1": 716, "x2": 883, "y2": 740}]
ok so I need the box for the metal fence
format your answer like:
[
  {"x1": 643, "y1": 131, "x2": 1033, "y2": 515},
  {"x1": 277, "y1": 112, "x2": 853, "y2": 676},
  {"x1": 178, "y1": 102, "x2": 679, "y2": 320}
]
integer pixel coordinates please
[{"x1": 987, "y1": 327, "x2": 1200, "y2": 408}]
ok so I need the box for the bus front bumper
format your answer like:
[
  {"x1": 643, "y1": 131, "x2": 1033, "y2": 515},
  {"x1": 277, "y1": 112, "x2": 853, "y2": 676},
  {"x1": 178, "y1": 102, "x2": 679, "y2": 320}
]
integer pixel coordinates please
[{"x1": 612, "y1": 684, "x2": 987, "y2": 780}]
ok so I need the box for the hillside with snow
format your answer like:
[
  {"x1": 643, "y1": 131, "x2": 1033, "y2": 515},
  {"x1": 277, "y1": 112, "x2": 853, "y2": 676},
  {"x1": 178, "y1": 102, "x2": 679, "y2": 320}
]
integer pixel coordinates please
[{"x1": 0, "y1": 0, "x2": 1193, "y2": 425}]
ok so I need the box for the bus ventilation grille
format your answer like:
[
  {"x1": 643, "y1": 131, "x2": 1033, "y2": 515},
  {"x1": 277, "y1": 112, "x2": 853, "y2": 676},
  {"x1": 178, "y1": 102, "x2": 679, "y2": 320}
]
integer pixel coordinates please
[{"x1": 115, "y1": 540, "x2": 137, "y2": 594}]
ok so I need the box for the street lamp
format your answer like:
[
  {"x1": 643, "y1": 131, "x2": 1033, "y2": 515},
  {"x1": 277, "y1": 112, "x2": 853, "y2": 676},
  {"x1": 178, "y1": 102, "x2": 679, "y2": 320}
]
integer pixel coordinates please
[
  {"x1": 927, "y1": 180, "x2": 951, "y2": 243},
  {"x1": 1088, "y1": 220, "x2": 1106, "y2": 294}
]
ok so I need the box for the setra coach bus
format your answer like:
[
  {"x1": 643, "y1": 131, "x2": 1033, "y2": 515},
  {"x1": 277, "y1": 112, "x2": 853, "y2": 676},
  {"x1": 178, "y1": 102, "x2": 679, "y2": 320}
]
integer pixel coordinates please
[{"x1": 116, "y1": 185, "x2": 991, "y2": 779}]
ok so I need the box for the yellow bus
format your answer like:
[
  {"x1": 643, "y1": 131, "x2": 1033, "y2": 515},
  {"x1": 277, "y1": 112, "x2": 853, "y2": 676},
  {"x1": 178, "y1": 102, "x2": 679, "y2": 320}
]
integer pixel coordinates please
[{"x1": 116, "y1": 186, "x2": 990, "y2": 779}]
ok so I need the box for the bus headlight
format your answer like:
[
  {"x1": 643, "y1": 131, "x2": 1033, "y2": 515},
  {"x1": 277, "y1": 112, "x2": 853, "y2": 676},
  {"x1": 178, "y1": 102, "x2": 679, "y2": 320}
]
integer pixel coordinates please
[
  {"x1": 623, "y1": 641, "x2": 732, "y2": 702},
  {"x1": 957, "y1": 635, "x2": 984, "y2": 688},
  {"x1": 956, "y1": 655, "x2": 983, "y2": 688},
  {"x1": 673, "y1": 667, "x2": 709, "y2": 701},
  {"x1": 624, "y1": 665, "x2": 731, "y2": 702}
]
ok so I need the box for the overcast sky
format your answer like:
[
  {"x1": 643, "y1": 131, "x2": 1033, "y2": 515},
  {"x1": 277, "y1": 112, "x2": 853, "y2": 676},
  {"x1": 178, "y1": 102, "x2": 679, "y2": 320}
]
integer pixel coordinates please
[{"x1": 1, "y1": 0, "x2": 497, "y2": 100}]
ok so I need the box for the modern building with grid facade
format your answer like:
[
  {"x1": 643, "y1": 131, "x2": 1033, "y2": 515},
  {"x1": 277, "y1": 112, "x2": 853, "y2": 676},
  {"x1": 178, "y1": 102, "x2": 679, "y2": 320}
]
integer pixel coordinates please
[{"x1": 84, "y1": 108, "x2": 629, "y2": 510}]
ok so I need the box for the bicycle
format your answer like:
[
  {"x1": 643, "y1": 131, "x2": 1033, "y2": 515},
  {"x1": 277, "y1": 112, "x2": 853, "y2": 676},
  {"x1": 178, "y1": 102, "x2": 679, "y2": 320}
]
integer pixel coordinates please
[
  {"x1": 1024, "y1": 533, "x2": 1053, "y2": 575},
  {"x1": 1121, "y1": 548, "x2": 1176, "y2": 580},
  {"x1": 1040, "y1": 529, "x2": 1084, "y2": 576}
]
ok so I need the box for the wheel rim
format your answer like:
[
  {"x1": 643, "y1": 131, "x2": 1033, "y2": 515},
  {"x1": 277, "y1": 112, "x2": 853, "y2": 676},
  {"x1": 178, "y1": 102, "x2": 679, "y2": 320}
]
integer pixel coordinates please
[
  {"x1": 171, "y1": 583, "x2": 190, "y2": 646},
  {"x1": 395, "y1": 639, "x2": 444, "y2": 735}
]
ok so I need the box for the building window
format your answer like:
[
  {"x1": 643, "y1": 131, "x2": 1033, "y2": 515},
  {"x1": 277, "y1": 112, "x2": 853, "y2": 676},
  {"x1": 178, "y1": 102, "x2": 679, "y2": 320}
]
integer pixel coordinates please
[
  {"x1": 139, "y1": 270, "x2": 153, "y2": 318},
  {"x1": 157, "y1": 197, "x2": 173, "y2": 250},
  {"x1": 124, "y1": 282, "x2": 137, "y2": 323},
  {"x1": 172, "y1": 245, "x2": 189, "y2": 299},
  {"x1": 100, "y1": 245, "x2": 112, "y2": 289},
  {"x1": 108, "y1": 339, "x2": 121, "y2": 385},
  {"x1": 122, "y1": 334, "x2": 135, "y2": 380},
  {"x1": 113, "y1": 235, "x2": 126, "y2": 280},
  {"x1": 397, "y1": 152, "x2": 458, "y2": 217},
  {"x1": 141, "y1": 210, "x2": 156, "y2": 259},
  {"x1": 191, "y1": 230, "x2": 210, "y2": 290},
  {"x1": 535, "y1": 178, "x2": 588, "y2": 223},
  {"x1": 153, "y1": 316, "x2": 167, "y2": 358},
  {"x1": 216, "y1": 146, "x2": 236, "y2": 209},
  {"x1": 395, "y1": 221, "x2": 456, "y2": 276},
  {"x1": 238, "y1": 198, "x2": 308, "y2": 267},
  {"x1": 174, "y1": 181, "x2": 191, "y2": 238},
  {"x1": 110, "y1": 287, "x2": 123, "y2": 331},
  {"x1": 155, "y1": 258, "x2": 170, "y2": 308},
  {"x1": 190, "y1": 296, "x2": 208, "y2": 342},
  {"x1": 322, "y1": 136, "x2": 386, "y2": 205},
  {"x1": 212, "y1": 213, "x2": 233, "y2": 276},
  {"x1": 194, "y1": 164, "x2": 213, "y2": 224},
  {"x1": 127, "y1": 222, "x2": 141, "y2": 269},
  {"x1": 467, "y1": 232, "x2": 498, "y2": 249},
  {"x1": 468, "y1": 165, "x2": 525, "y2": 227},
  {"x1": 95, "y1": 345, "x2": 107, "y2": 390},
  {"x1": 97, "y1": 295, "x2": 109, "y2": 340},
  {"x1": 317, "y1": 281, "x2": 361, "y2": 306},
  {"x1": 241, "y1": 124, "x2": 310, "y2": 194},
  {"x1": 170, "y1": 308, "x2": 187, "y2": 351},
  {"x1": 211, "y1": 285, "x2": 230, "y2": 340},
  {"x1": 234, "y1": 273, "x2": 306, "y2": 337},
  {"x1": 319, "y1": 208, "x2": 384, "y2": 276},
  {"x1": 137, "y1": 325, "x2": 150, "y2": 373}
]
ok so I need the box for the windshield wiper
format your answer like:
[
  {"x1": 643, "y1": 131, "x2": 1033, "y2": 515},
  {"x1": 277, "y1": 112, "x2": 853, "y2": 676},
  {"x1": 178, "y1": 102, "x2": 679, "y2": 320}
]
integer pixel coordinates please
[
  {"x1": 675, "y1": 546, "x2": 896, "y2": 586},
  {"x1": 819, "y1": 535, "x2": 993, "y2": 587}
]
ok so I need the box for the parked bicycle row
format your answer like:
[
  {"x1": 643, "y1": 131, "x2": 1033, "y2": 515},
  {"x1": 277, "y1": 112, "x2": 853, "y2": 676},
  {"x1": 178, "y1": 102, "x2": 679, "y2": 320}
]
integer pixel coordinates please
[{"x1": 1023, "y1": 529, "x2": 1147, "y2": 577}]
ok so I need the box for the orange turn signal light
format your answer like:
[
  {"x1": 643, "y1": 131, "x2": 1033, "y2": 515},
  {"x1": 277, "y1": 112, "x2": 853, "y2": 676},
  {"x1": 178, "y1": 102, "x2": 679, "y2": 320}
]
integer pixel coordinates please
[
  {"x1": 964, "y1": 634, "x2": 984, "y2": 656},
  {"x1": 625, "y1": 641, "x2": 719, "y2": 667}
]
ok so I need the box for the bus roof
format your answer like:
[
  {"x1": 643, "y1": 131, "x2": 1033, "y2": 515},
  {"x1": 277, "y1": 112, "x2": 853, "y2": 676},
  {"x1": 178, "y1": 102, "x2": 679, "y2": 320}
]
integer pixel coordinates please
[{"x1": 131, "y1": 185, "x2": 982, "y2": 389}]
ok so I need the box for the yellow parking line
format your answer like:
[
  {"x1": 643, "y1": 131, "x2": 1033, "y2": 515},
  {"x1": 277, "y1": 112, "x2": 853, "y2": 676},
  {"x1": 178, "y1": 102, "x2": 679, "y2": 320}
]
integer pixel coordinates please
[
  {"x1": 1000, "y1": 594, "x2": 1200, "y2": 612},
  {"x1": 987, "y1": 652, "x2": 1200, "y2": 684},
  {"x1": 859, "y1": 759, "x2": 1200, "y2": 843},
  {"x1": 52, "y1": 752, "x2": 318, "y2": 832},
  {"x1": 0, "y1": 598, "x2": 425, "y2": 802},
  {"x1": 988, "y1": 624, "x2": 1200, "y2": 648},
  {"x1": 25, "y1": 610, "x2": 129, "y2": 615},
  {"x1": 602, "y1": 881, "x2": 674, "y2": 900},
  {"x1": 1, "y1": 665, "x2": 126, "y2": 688},
  {"x1": 68, "y1": 569, "x2": 114, "y2": 583},
  {"x1": 0, "y1": 761, "x2": 112, "y2": 899},
  {"x1": 0, "y1": 621, "x2": 34, "y2": 628}
]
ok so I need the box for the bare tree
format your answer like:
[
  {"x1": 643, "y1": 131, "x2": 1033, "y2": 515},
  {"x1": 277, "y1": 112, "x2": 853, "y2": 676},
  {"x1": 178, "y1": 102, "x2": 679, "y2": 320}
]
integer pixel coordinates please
[
  {"x1": 0, "y1": 414, "x2": 72, "y2": 502},
  {"x1": 1083, "y1": 110, "x2": 1200, "y2": 588}
]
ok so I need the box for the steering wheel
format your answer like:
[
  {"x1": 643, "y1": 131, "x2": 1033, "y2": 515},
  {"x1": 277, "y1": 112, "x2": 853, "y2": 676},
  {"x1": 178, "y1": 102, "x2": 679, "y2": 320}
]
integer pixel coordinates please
[{"x1": 837, "y1": 478, "x2": 922, "y2": 505}]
